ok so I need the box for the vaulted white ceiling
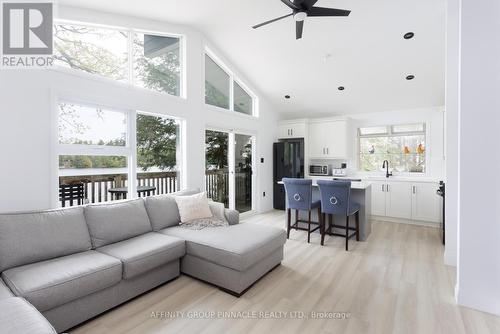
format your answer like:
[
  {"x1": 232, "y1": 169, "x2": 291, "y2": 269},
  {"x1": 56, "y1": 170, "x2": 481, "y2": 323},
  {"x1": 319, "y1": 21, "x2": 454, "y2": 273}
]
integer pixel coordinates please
[{"x1": 58, "y1": 0, "x2": 446, "y2": 116}]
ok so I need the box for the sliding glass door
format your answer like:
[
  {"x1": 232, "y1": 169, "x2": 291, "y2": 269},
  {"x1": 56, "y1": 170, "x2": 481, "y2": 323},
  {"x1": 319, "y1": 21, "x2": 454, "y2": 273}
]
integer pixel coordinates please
[
  {"x1": 205, "y1": 129, "x2": 254, "y2": 213},
  {"x1": 234, "y1": 134, "x2": 252, "y2": 213}
]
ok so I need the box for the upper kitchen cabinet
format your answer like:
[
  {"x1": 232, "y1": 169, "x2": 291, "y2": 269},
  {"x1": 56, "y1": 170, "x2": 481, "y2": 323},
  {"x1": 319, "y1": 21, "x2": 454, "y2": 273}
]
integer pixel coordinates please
[
  {"x1": 308, "y1": 119, "x2": 351, "y2": 159},
  {"x1": 277, "y1": 120, "x2": 306, "y2": 139}
]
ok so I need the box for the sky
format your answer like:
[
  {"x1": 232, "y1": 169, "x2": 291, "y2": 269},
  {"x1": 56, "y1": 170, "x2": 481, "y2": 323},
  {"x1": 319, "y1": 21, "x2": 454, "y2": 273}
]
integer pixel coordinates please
[{"x1": 59, "y1": 103, "x2": 127, "y2": 144}]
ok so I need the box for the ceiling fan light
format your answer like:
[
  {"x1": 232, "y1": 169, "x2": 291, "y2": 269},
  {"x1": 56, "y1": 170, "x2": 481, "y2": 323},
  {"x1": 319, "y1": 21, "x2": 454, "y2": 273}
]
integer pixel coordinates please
[{"x1": 293, "y1": 12, "x2": 307, "y2": 22}]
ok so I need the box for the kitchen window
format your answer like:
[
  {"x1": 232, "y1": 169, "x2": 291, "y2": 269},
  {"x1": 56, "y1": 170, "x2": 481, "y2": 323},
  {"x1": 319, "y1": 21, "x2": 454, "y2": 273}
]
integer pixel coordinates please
[
  {"x1": 204, "y1": 50, "x2": 257, "y2": 116},
  {"x1": 54, "y1": 22, "x2": 184, "y2": 97},
  {"x1": 358, "y1": 123, "x2": 426, "y2": 173}
]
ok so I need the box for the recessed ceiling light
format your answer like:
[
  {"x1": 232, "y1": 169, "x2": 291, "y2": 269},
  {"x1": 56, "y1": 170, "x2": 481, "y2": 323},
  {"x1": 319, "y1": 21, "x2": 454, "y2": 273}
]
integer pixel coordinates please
[
  {"x1": 406, "y1": 75, "x2": 415, "y2": 80},
  {"x1": 338, "y1": 86, "x2": 345, "y2": 91},
  {"x1": 284, "y1": 95, "x2": 291, "y2": 99},
  {"x1": 404, "y1": 32, "x2": 414, "y2": 39}
]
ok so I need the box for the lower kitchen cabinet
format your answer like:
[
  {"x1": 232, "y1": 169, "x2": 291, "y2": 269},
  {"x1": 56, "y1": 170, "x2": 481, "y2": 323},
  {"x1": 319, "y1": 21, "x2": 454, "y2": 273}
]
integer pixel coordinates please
[
  {"x1": 411, "y1": 182, "x2": 441, "y2": 223},
  {"x1": 386, "y1": 182, "x2": 413, "y2": 219},
  {"x1": 371, "y1": 181, "x2": 387, "y2": 216},
  {"x1": 371, "y1": 180, "x2": 441, "y2": 223}
]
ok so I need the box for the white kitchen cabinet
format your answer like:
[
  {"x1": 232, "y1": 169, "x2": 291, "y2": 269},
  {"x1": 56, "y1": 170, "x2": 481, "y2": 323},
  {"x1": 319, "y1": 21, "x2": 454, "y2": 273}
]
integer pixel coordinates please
[
  {"x1": 385, "y1": 182, "x2": 413, "y2": 219},
  {"x1": 371, "y1": 180, "x2": 441, "y2": 223},
  {"x1": 277, "y1": 121, "x2": 306, "y2": 139},
  {"x1": 371, "y1": 181, "x2": 387, "y2": 216},
  {"x1": 411, "y1": 182, "x2": 441, "y2": 222},
  {"x1": 308, "y1": 119, "x2": 350, "y2": 158}
]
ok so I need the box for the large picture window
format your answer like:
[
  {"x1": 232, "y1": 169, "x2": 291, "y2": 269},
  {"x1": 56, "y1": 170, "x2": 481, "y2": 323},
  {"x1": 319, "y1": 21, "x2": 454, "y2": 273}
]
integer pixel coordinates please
[
  {"x1": 133, "y1": 33, "x2": 182, "y2": 95},
  {"x1": 54, "y1": 24, "x2": 128, "y2": 82},
  {"x1": 205, "y1": 55, "x2": 230, "y2": 109},
  {"x1": 358, "y1": 123, "x2": 426, "y2": 173},
  {"x1": 204, "y1": 51, "x2": 256, "y2": 116},
  {"x1": 136, "y1": 112, "x2": 181, "y2": 195},
  {"x1": 54, "y1": 22, "x2": 183, "y2": 97},
  {"x1": 57, "y1": 101, "x2": 182, "y2": 207}
]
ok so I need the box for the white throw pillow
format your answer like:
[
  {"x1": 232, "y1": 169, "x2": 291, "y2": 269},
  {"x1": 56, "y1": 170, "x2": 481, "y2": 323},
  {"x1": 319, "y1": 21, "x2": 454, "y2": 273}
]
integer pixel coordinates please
[{"x1": 174, "y1": 192, "x2": 213, "y2": 223}]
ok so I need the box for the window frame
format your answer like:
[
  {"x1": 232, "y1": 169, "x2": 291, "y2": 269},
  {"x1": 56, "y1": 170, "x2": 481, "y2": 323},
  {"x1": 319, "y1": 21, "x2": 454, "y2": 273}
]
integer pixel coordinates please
[
  {"x1": 53, "y1": 19, "x2": 186, "y2": 99},
  {"x1": 357, "y1": 123, "x2": 428, "y2": 174},
  {"x1": 54, "y1": 98, "x2": 185, "y2": 206},
  {"x1": 204, "y1": 47, "x2": 258, "y2": 117}
]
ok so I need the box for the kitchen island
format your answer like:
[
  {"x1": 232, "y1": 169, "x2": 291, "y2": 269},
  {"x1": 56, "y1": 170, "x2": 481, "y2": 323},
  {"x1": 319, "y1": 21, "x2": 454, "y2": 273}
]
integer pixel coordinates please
[{"x1": 278, "y1": 179, "x2": 372, "y2": 241}]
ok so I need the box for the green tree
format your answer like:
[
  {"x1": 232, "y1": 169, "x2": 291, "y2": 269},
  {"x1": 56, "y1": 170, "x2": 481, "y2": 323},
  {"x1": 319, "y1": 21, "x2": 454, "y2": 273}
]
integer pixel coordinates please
[
  {"x1": 136, "y1": 115, "x2": 178, "y2": 171},
  {"x1": 205, "y1": 130, "x2": 228, "y2": 169}
]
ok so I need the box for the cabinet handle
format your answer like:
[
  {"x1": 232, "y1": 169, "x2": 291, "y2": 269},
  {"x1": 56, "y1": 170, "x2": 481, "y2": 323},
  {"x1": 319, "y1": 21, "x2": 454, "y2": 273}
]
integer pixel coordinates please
[
  {"x1": 291, "y1": 129, "x2": 293, "y2": 136},
  {"x1": 382, "y1": 184, "x2": 385, "y2": 192},
  {"x1": 386, "y1": 184, "x2": 390, "y2": 192},
  {"x1": 327, "y1": 148, "x2": 329, "y2": 155},
  {"x1": 412, "y1": 186, "x2": 416, "y2": 194}
]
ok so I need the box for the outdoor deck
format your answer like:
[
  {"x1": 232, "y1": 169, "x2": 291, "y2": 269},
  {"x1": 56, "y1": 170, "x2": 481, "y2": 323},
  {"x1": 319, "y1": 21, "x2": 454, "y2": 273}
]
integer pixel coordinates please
[{"x1": 59, "y1": 170, "x2": 251, "y2": 212}]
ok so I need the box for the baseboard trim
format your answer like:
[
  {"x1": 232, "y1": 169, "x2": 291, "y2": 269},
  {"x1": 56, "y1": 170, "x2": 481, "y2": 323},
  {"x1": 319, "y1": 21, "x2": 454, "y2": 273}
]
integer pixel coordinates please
[{"x1": 372, "y1": 215, "x2": 440, "y2": 228}]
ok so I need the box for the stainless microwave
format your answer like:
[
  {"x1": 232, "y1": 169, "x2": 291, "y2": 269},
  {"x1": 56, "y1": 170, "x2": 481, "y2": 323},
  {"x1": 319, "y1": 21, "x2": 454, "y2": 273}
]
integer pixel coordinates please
[{"x1": 309, "y1": 165, "x2": 331, "y2": 176}]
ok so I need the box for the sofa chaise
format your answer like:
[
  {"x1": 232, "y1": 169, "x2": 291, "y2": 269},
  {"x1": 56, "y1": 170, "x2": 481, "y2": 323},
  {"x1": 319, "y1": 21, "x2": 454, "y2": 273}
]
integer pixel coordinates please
[{"x1": 0, "y1": 191, "x2": 286, "y2": 333}]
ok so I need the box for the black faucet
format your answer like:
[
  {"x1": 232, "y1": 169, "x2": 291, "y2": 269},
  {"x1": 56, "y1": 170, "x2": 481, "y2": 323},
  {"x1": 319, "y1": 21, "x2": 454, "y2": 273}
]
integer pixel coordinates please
[{"x1": 382, "y1": 160, "x2": 392, "y2": 178}]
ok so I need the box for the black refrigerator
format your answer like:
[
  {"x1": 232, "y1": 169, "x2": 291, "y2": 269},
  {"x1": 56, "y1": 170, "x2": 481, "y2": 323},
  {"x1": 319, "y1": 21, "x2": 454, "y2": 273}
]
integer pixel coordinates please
[{"x1": 273, "y1": 139, "x2": 304, "y2": 210}]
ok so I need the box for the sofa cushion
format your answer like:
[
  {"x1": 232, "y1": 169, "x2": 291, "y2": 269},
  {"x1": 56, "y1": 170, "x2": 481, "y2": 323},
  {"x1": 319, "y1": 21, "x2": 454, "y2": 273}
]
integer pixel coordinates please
[
  {"x1": 97, "y1": 232, "x2": 185, "y2": 279},
  {"x1": 0, "y1": 207, "x2": 91, "y2": 272},
  {"x1": 0, "y1": 279, "x2": 13, "y2": 300},
  {"x1": 144, "y1": 195, "x2": 181, "y2": 230},
  {"x1": 0, "y1": 297, "x2": 57, "y2": 334},
  {"x1": 84, "y1": 199, "x2": 152, "y2": 248},
  {"x1": 2, "y1": 251, "x2": 122, "y2": 312},
  {"x1": 159, "y1": 223, "x2": 287, "y2": 271},
  {"x1": 175, "y1": 192, "x2": 213, "y2": 223},
  {"x1": 144, "y1": 189, "x2": 201, "y2": 231}
]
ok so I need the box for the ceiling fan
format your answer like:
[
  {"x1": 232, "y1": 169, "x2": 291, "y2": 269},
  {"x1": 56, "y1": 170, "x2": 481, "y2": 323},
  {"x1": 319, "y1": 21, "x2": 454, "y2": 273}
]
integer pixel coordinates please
[{"x1": 252, "y1": 0, "x2": 351, "y2": 40}]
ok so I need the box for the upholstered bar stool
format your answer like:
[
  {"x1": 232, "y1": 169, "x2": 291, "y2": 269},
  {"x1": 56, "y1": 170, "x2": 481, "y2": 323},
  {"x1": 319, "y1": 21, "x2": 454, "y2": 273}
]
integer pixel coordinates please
[
  {"x1": 282, "y1": 178, "x2": 321, "y2": 243},
  {"x1": 317, "y1": 180, "x2": 360, "y2": 251}
]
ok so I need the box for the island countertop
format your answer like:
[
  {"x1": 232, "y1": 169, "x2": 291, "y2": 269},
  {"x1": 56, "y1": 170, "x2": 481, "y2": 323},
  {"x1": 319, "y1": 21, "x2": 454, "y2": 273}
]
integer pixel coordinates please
[{"x1": 277, "y1": 179, "x2": 372, "y2": 190}]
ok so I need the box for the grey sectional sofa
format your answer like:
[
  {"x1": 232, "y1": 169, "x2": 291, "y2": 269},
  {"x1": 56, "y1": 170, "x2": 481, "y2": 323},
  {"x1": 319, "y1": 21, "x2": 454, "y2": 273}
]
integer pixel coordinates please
[{"x1": 0, "y1": 192, "x2": 286, "y2": 333}]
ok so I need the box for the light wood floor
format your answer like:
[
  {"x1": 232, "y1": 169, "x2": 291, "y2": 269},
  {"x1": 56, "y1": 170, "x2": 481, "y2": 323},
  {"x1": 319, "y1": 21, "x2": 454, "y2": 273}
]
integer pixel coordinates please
[{"x1": 71, "y1": 210, "x2": 500, "y2": 334}]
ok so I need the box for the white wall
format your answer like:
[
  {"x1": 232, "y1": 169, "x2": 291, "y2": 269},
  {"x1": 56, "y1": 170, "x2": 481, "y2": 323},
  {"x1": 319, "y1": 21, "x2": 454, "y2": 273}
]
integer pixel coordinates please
[
  {"x1": 444, "y1": 0, "x2": 460, "y2": 267},
  {"x1": 0, "y1": 6, "x2": 278, "y2": 213},
  {"x1": 456, "y1": 0, "x2": 500, "y2": 316}
]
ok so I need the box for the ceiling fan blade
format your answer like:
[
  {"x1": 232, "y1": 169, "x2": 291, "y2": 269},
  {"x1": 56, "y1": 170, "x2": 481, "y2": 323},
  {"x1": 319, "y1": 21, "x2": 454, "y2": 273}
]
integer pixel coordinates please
[
  {"x1": 301, "y1": 0, "x2": 318, "y2": 8},
  {"x1": 281, "y1": 0, "x2": 301, "y2": 11},
  {"x1": 296, "y1": 20, "x2": 304, "y2": 40},
  {"x1": 252, "y1": 13, "x2": 293, "y2": 29},
  {"x1": 307, "y1": 7, "x2": 351, "y2": 17}
]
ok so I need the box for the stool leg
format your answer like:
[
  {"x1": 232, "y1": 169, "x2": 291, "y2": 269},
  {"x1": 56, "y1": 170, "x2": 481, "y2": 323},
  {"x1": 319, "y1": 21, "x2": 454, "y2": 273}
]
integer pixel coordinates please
[
  {"x1": 295, "y1": 209, "x2": 299, "y2": 230},
  {"x1": 345, "y1": 215, "x2": 350, "y2": 251},
  {"x1": 355, "y1": 211, "x2": 360, "y2": 241},
  {"x1": 307, "y1": 209, "x2": 311, "y2": 243},
  {"x1": 318, "y1": 207, "x2": 324, "y2": 246},
  {"x1": 328, "y1": 214, "x2": 333, "y2": 235},
  {"x1": 320, "y1": 212, "x2": 325, "y2": 246},
  {"x1": 286, "y1": 208, "x2": 291, "y2": 239}
]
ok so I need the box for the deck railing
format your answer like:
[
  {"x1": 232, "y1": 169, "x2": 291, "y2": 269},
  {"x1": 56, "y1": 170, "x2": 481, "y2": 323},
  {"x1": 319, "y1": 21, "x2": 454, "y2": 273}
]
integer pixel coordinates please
[
  {"x1": 205, "y1": 169, "x2": 229, "y2": 206},
  {"x1": 59, "y1": 169, "x2": 251, "y2": 207},
  {"x1": 204, "y1": 170, "x2": 252, "y2": 207},
  {"x1": 59, "y1": 171, "x2": 178, "y2": 205}
]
